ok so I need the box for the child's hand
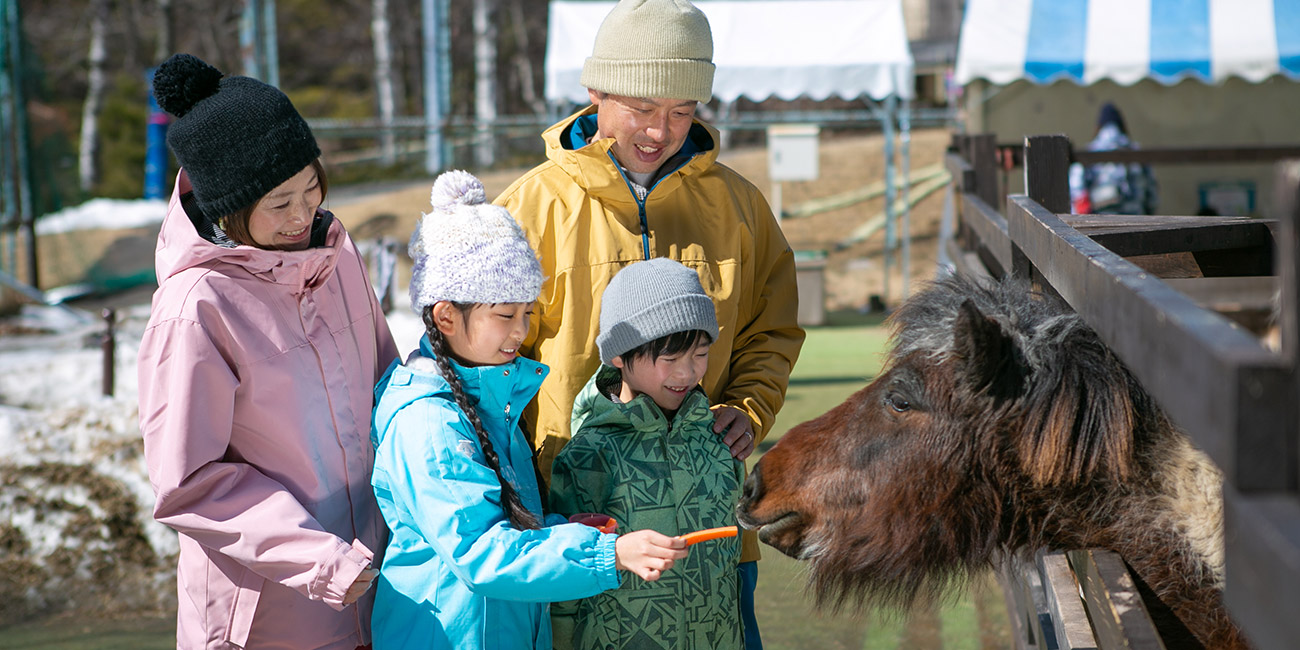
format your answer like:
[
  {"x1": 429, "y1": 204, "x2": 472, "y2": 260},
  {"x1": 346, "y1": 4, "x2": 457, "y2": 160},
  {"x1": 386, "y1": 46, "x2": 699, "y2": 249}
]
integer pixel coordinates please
[
  {"x1": 614, "y1": 530, "x2": 689, "y2": 582},
  {"x1": 343, "y1": 567, "x2": 378, "y2": 605}
]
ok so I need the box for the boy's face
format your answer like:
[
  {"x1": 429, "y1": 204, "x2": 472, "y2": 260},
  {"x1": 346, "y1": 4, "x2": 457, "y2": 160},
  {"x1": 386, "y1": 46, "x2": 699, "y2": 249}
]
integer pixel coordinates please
[
  {"x1": 588, "y1": 91, "x2": 697, "y2": 177},
  {"x1": 612, "y1": 338, "x2": 711, "y2": 414}
]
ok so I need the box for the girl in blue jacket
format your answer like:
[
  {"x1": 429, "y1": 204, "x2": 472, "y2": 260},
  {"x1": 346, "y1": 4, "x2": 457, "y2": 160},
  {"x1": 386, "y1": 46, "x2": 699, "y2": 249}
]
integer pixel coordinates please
[{"x1": 370, "y1": 170, "x2": 689, "y2": 649}]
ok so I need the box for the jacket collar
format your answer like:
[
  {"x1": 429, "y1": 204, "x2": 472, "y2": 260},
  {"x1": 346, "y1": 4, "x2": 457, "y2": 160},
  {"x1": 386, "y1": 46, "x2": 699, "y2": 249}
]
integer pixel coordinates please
[
  {"x1": 541, "y1": 105, "x2": 721, "y2": 204},
  {"x1": 571, "y1": 364, "x2": 712, "y2": 435},
  {"x1": 411, "y1": 336, "x2": 550, "y2": 412},
  {"x1": 156, "y1": 169, "x2": 344, "y2": 294}
]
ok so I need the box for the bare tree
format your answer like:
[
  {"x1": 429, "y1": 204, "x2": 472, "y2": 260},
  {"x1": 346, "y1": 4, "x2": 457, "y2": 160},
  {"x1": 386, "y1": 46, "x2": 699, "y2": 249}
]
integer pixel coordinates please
[
  {"x1": 506, "y1": 0, "x2": 544, "y2": 116},
  {"x1": 155, "y1": 0, "x2": 174, "y2": 63},
  {"x1": 472, "y1": 0, "x2": 497, "y2": 168},
  {"x1": 79, "y1": 0, "x2": 110, "y2": 192},
  {"x1": 372, "y1": 0, "x2": 396, "y2": 164}
]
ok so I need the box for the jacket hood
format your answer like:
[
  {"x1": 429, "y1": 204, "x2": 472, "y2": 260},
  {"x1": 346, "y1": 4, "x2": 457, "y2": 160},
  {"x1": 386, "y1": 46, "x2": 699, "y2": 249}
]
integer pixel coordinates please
[
  {"x1": 540, "y1": 106, "x2": 721, "y2": 204},
  {"x1": 156, "y1": 169, "x2": 345, "y2": 292},
  {"x1": 570, "y1": 364, "x2": 712, "y2": 436}
]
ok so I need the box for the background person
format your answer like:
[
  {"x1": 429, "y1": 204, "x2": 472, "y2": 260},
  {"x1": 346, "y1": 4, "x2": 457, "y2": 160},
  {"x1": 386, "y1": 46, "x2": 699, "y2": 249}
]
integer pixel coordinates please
[
  {"x1": 495, "y1": 3, "x2": 805, "y2": 645},
  {"x1": 137, "y1": 53, "x2": 398, "y2": 649},
  {"x1": 1069, "y1": 102, "x2": 1158, "y2": 215}
]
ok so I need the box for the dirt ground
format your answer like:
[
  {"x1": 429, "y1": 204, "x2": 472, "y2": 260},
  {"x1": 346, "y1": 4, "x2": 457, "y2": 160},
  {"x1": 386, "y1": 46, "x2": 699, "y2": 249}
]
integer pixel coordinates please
[{"x1": 330, "y1": 127, "x2": 954, "y2": 313}]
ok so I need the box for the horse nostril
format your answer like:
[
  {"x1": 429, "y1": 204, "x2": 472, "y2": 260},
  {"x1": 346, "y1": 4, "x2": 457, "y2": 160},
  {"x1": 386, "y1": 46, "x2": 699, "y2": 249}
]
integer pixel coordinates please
[{"x1": 741, "y1": 464, "x2": 764, "y2": 503}]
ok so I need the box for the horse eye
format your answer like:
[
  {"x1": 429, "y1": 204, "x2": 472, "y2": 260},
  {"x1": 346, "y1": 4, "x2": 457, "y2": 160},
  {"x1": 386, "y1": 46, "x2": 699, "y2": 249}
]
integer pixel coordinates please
[{"x1": 887, "y1": 394, "x2": 911, "y2": 413}]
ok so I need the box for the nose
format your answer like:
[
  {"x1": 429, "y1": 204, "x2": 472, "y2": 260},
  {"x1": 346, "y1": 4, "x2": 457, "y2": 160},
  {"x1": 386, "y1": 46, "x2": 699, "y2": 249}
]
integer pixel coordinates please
[
  {"x1": 739, "y1": 462, "x2": 764, "y2": 507},
  {"x1": 645, "y1": 113, "x2": 669, "y2": 141}
]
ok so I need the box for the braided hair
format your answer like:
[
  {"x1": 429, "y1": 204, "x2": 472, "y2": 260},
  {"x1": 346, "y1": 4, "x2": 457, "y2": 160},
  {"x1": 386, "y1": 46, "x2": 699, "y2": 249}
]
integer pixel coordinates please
[{"x1": 423, "y1": 304, "x2": 542, "y2": 531}]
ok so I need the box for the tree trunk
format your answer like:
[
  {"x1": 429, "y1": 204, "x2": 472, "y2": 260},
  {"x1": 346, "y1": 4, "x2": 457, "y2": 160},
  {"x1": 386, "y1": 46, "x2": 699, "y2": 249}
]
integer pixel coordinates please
[
  {"x1": 372, "y1": 0, "x2": 396, "y2": 164},
  {"x1": 78, "y1": 0, "x2": 110, "y2": 193},
  {"x1": 155, "y1": 0, "x2": 173, "y2": 63},
  {"x1": 472, "y1": 0, "x2": 497, "y2": 168},
  {"x1": 507, "y1": 0, "x2": 544, "y2": 116}
]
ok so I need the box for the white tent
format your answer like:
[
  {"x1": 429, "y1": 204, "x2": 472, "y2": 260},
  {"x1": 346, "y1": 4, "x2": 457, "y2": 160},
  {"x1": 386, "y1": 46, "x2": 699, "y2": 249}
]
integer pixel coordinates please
[
  {"x1": 545, "y1": 0, "x2": 914, "y2": 104},
  {"x1": 544, "y1": 0, "x2": 919, "y2": 302}
]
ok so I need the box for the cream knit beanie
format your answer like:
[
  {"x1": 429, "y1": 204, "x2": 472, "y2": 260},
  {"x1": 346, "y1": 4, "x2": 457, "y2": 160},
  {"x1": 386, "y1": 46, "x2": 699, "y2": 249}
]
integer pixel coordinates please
[
  {"x1": 580, "y1": 0, "x2": 715, "y2": 103},
  {"x1": 407, "y1": 170, "x2": 543, "y2": 312}
]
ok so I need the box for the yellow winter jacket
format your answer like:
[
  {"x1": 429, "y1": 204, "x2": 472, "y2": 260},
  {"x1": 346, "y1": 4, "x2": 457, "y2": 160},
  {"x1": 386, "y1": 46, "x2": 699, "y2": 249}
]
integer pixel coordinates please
[{"x1": 496, "y1": 106, "x2": 805, "y2": 563}]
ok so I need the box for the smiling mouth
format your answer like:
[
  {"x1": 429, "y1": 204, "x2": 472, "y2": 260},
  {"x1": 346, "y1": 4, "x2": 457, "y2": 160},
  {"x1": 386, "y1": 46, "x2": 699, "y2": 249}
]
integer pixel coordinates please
[{"x1": 281, "y1": 225, "x2": 308, "y2": 238}]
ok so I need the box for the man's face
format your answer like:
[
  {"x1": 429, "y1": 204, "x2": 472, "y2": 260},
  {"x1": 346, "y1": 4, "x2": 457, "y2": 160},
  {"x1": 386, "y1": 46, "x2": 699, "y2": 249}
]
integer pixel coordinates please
[{"x1": 589, "y1": 91, "x2": 697, "y2": 177}]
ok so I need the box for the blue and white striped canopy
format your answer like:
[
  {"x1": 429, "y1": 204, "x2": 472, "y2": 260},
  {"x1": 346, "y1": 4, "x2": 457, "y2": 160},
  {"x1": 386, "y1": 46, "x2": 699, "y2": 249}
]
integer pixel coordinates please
[{"x1": 955, "y1": 0, "x2": 1300, "y2": 85}]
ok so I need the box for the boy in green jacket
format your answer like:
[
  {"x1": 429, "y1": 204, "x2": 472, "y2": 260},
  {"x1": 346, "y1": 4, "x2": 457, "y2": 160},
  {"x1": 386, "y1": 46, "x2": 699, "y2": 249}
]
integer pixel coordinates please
[{"x1": 549, "y1": 258, "x2": 744, "y2": 650}]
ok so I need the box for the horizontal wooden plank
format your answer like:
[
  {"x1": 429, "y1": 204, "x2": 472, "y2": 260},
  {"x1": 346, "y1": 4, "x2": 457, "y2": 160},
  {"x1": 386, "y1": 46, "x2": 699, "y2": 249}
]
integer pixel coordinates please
[
  {"x1": 1067, "y1": 549, "x2": 1165, "y2": 650},
  {"x1": 1074, "y1": 145, "x2": 1300, "y2": 166},
  {"x1": 1005, "y1": 195, "x2": 1295, "y2": 490},
  {"x1": 1037, "y1": 551, "x2": 1099, "y2": 650},
  {"x1": 1223, "y1": 489, "x2": 1300, "y2": 650},
  {"x1": 946, "y1": 151, "x2": 976, "y2": 192},
  {"x1": 960, "y1": 192, "x2": 1012, "y2": 277},
  {"x1": 1066, "y1": 218, "x2": 1275, "y2": 259}
]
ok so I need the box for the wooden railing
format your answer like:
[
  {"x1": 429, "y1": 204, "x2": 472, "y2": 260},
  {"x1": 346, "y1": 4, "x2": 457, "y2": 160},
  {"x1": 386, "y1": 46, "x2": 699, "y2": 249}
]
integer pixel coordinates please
[{"x1": 945, "y1": 133, "x2": 1300, "y2": 650}]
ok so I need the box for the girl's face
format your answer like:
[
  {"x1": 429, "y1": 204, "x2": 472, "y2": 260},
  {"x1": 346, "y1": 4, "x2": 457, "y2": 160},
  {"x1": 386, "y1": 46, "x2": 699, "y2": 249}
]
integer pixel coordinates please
[
  {"x1": 437, "y1": 302, "x2": 532, "y2": 367},
  {"x1": 248, "y1": 165, "x2": 323, "y2": 250},
  {"x1": 612, "y1": 339, "x2": 711, "y2": 414}
]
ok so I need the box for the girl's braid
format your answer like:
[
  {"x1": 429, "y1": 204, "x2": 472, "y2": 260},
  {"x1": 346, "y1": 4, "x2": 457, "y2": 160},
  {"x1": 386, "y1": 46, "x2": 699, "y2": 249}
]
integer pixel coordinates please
[{"x1": 423, "y1": 306, "x2": 541, "y2": 530}]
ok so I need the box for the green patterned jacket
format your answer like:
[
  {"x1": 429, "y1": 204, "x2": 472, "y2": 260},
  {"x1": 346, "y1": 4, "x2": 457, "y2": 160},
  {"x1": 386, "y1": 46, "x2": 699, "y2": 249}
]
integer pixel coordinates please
[{"x1": 549, "y1": 365, "x2": 745, "y2": 650}]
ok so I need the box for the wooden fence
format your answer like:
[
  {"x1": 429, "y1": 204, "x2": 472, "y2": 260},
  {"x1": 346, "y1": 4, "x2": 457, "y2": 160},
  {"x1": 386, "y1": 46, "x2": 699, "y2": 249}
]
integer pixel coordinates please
[{"x1": 945, "y1": 133, "x2": 1299, "y2": 650}]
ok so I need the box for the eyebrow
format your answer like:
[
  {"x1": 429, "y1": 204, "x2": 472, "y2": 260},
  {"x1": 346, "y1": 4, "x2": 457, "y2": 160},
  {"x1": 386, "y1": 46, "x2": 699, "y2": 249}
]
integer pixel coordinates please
[{"x1": 265, "y1": 172, "x2": 320, "y2": 201}]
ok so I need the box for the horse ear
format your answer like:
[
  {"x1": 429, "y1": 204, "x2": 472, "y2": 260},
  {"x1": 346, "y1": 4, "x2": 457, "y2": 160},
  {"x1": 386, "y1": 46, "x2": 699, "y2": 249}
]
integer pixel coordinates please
[{"x1": 953, "y1": 299, "x2": 1028, "y2": 401}]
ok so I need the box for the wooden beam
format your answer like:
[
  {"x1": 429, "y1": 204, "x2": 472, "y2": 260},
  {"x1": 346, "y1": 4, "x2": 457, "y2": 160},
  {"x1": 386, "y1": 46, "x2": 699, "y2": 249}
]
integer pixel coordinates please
[
  {"x1": 1071, "y1": 218, "x2": 1275, "y2": 259},
  {"x1": 1223, "y1": 488, "x2": 1300, "y2": 650},
  {"x1": 970, "y1": 133, "x2": 1000, "y2": 210},
  {"x1": 1067, "y1": 549, "x2": 1166, "y2": 650},
  {"x1": 1036, "y1": 551, "x2": 1100, "y2": 650},
  {"x1": 946, "y1": 151, "x2": 976, "y2": 194},
  {"x1": 1075, "y1": 145, "x2": 1300, "y2": 165},
  {"x1": 1006, "y1": 195, "x2": 1295, "y2": 491},
  {"x1": 960, "y1": 192, "x2": 1012, "y2": 278},
  {"x1": 1163, "y1": 277, "x2": 1277, "y2": 314}
]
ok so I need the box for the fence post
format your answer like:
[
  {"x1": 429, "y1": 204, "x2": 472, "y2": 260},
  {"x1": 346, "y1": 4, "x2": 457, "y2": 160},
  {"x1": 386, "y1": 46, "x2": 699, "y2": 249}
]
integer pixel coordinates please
[
  {"x1": 1018, "y1": 135, "x2": 1073, "y2": 282},
  {"x1": 101, "y1": 307, "x2": 116, "y2": 397},
  {"x1": 969, "y1": 133, "x2": 999, "y2": 211}
]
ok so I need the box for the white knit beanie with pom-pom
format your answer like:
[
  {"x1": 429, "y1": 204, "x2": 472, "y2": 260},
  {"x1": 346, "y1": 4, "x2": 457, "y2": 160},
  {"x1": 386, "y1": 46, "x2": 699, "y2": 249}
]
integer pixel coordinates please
[{"x1": 408, "y1": 170, "x2": 543, "y2": 312}]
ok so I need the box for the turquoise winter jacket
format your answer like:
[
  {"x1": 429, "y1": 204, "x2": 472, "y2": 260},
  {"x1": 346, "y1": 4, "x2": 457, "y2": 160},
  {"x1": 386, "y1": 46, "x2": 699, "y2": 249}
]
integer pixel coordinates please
[{"x1": 370, "y1": 338, "x2": 620, "y2": 649}]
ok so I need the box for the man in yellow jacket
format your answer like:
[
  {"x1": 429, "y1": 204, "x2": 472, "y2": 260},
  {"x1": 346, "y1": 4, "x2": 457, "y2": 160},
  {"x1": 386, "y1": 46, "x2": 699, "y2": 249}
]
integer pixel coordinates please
[{"x1": 495, "y1": 1, "x2": 804, "y2": 648}]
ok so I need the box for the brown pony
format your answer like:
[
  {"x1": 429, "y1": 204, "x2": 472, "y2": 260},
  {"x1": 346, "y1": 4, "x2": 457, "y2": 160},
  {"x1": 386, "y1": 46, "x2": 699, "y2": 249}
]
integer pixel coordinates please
[{"x1": 737, "y1": 274, "x2": 1247, "y2": 649}]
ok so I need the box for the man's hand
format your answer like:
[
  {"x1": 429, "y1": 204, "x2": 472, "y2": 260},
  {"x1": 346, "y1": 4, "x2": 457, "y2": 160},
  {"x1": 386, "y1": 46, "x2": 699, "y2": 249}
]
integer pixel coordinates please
[{"x1": 711, "y1": 404, "x2": 755, "y2": 460}]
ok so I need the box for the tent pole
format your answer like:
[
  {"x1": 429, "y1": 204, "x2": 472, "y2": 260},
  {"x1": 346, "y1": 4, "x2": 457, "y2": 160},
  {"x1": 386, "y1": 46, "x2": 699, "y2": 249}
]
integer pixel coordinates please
[
  {"x1": 881, "y1": 94, "x2": 896, "y2": 310},
  {"x1": 900, "y1": 97, "x2": 911, "y2": 299}
]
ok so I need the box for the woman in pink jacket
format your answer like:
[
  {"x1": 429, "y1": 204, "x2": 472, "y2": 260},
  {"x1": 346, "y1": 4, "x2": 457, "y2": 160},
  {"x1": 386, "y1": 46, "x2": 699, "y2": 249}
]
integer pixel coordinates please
[{"x1": 137, "y1": 53, "x2": 398, "y2": 650}]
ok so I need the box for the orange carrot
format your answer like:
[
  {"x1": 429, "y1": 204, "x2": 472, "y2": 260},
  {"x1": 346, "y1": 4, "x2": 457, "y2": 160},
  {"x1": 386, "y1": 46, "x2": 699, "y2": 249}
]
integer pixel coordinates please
[{"x1": 680, "y1": 526, "x2": 739, "y2": 545}]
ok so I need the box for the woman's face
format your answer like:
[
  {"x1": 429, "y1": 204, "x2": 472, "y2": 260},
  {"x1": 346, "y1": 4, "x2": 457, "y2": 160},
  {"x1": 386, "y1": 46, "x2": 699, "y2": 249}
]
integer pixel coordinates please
[{"x1": 248, "y1": 165, "x2": 323, "y2": 250}]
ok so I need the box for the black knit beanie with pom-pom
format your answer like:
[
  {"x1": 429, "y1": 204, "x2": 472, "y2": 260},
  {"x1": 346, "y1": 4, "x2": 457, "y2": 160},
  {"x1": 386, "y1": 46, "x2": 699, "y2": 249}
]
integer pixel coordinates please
[{"x1": 153, "y1": 53, "x2": 320, "y2": 219}]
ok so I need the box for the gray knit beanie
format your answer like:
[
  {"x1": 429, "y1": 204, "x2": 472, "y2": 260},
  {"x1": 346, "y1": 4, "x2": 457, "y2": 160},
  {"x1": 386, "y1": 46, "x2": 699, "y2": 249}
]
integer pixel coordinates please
[
  {"x1": 597, "y1": 258, "x2": 718, "y2": 365},
  {"x1": 581, "y1": 0, "x2": 715, "y2": 103},
  {"x1": 408, "y1": 170, "x2": 543, "y2": 312}
]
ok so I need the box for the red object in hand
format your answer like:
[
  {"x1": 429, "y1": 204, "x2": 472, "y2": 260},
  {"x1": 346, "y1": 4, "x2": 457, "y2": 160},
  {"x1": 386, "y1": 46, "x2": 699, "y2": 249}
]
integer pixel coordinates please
[{"x1": 570, "y1": 513, "x2": 618, "y2": 534}]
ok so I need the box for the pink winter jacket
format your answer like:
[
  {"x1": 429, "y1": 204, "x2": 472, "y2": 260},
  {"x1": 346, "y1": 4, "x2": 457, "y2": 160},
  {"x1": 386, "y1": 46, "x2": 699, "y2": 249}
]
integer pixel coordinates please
[{"x1": 138, "y1": 170, "x2": 399, "y2": 649}]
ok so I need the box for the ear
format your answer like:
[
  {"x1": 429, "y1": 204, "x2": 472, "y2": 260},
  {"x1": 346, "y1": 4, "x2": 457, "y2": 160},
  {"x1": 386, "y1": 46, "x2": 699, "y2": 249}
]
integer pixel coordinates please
[
  {"x1": 953, "y1": 299, "x2": 1028, "y2": 402},
  {"x1": 588, "y1": 88, "x2": 604, "y2": 107},
  {"x1": 609, "y1": 355, "x2": 626, "y2": 370},
  {"x1": 430, "y1": 301, "x2": 461, "y2": 337}
]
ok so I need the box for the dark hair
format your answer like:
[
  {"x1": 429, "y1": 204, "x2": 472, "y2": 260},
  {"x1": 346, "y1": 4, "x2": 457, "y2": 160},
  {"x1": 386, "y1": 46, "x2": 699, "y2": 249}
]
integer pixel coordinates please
[
  {"x1": 221, "y1": 158, "x2": 329, "y2": 249},
  {"x1": 422, "y1": 303, "x2": 541, "y2": 530},
  {"x1": 618, "y1": 329, "x2": 714, "y2": 369}
]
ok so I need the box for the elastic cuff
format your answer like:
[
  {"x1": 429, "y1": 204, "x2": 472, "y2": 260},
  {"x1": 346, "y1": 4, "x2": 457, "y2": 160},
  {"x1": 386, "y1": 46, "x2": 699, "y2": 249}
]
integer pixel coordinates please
[{"x1": 595, "y1": 532, "x2": 621, "y2": 590}]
